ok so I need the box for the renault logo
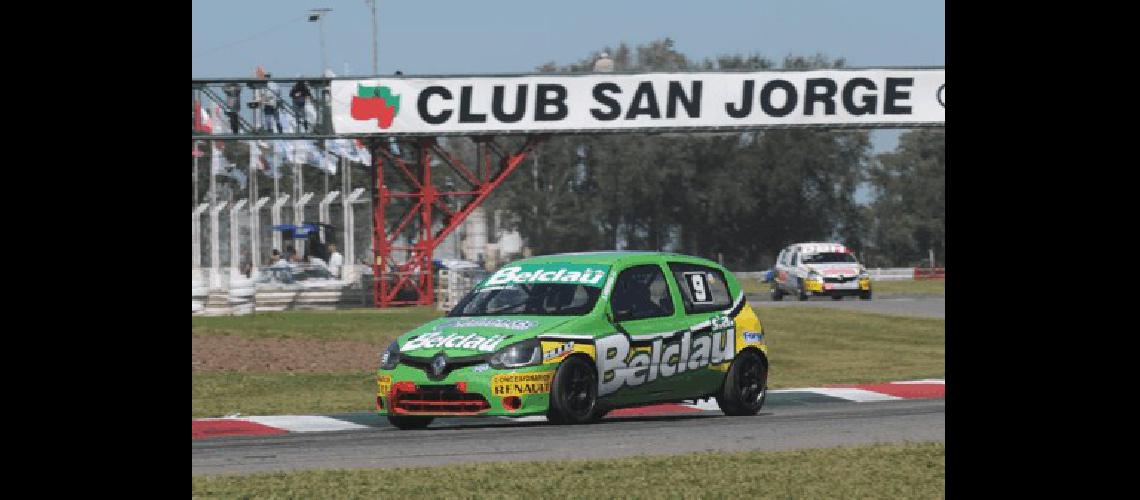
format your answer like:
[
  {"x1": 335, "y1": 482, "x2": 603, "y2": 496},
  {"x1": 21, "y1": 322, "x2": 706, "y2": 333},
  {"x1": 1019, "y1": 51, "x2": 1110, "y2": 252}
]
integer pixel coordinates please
[
  {"x1": 431, "y1": 353, "x2": 448, "y2": 378},
  {"x1": 937, "y1": 84, "x2": 945, "y2": 108}
]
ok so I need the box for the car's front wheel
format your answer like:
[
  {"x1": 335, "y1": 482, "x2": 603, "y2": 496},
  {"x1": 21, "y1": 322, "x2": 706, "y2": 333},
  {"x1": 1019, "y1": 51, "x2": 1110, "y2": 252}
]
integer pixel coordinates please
[
  {"x1": 548, "y1": 355, "x2": 602, "y2": 425},
  {"x1": 716, "y1": 350, "x2": 768, "y2": 416},
  {"x1": 860, "y1": 290, "x2": 872, "y2": 300},
  {"x1": 387, "y1": 415, "x2": 433, "y2": 430},
  {"x1": 771, "y1": 286, "x2": 784, "y2": 301}
]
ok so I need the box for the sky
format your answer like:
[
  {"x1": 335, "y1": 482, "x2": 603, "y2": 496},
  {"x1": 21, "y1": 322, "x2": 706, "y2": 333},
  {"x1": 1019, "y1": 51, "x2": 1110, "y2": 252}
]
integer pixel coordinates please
[{"x1": 192, "y1": 0, "x2": 944, "y2": 159}]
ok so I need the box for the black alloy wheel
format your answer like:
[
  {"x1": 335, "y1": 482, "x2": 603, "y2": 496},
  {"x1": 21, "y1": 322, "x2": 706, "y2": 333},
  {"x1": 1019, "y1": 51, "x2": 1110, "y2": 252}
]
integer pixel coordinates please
[
  {"x1": 548, "y1": 355, "x2": 601, "y2": 424},
  {"x1": 716, "y1": 350, "x2": 768, "y2": 416}
]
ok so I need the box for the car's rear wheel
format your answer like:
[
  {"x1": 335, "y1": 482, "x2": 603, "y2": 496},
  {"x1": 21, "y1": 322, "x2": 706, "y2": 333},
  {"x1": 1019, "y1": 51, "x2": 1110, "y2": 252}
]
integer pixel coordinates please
[
  {"x1": 548, "y1": 355, "x2": 602, "y2": 425},
  {"x1": 387, "y1": 415, "x2": 433, "y2": 430},
  {"x1": 716, "y1": 350, "x2": 768, "y2": 416}
]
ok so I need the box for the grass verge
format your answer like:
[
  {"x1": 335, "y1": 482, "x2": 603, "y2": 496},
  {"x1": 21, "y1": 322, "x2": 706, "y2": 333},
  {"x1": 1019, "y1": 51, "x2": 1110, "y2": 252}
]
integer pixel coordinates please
[
  {"x1": 192, "y1": 372, "x2": 374, "y2": 418},
  {"x1": 192, "y1": 306, "x2": 442, "y2": 344},
  {"x1": 191, "y1": 306, "x2": 943, "y2": 417},
  {"x1": 758, "y1": 306, "x2": 944, "y2": 388},
  {"x1": 192, "y1": 441, "x2": 944, "y2": 498}
]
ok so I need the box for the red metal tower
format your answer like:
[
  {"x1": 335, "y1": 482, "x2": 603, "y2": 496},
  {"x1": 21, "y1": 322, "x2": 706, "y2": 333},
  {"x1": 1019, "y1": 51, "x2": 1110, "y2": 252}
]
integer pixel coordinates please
[{"x1": 370, "y1": 135, "x2": 544, "y2": 307}]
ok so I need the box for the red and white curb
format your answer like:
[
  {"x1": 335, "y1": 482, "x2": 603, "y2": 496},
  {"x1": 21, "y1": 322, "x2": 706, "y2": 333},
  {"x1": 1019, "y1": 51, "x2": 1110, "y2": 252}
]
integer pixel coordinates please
[{"x1": 193, "y1": 379, "x2": 943, "y2": 440}]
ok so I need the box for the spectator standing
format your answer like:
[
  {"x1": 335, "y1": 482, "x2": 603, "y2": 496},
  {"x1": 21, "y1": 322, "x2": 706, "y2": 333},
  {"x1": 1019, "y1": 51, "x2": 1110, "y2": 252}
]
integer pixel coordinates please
[
  {"x1": 222, "y1": 82, "x2": 242, "y2": 133},
  {"x1": 327, "y1": 243, "x2": 344, "y2": 278},
  {"x1": 262, "y1": 73, "x2": 283, "y2": 133},
  {"x1": 290, "y1": 80, "x2": 313, "y2": 132}
]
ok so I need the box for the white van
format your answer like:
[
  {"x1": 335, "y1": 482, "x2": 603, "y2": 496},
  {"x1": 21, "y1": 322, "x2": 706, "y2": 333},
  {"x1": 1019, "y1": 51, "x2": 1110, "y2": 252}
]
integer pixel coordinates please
[{"x1": 771, "y1": 242, "x2": 871, "y2": 301}]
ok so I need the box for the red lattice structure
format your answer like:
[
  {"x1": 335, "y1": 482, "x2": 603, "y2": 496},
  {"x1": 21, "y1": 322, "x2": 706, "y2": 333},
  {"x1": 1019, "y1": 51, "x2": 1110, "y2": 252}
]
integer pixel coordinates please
[{"x1": 370, "y1": 136, "x2": 544, "y2": 306}]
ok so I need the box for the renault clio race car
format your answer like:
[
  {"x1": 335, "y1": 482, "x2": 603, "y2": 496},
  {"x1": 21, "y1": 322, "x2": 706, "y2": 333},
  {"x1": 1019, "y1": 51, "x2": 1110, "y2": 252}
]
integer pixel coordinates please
[
  {"x1": 376, "y1": 252, "x2": 769, "y2": 429},
  {"x1": 771, "y1": 242, "x2": 871, "y2": 301}
]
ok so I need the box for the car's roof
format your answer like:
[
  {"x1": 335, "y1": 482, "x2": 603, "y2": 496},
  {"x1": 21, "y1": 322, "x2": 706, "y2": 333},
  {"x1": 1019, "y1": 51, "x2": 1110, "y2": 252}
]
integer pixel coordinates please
[{"x1": 507, "y1": 251, "x2": 722, "y2": 268}]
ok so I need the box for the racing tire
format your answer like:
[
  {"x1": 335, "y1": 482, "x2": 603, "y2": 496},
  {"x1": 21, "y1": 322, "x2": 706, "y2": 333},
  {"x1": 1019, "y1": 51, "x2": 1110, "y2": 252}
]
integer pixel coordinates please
[
  {"x1": 716, "y1": 350, "x2": 768, "y2": 416},
  {"x1": 548, "y1": 355, "x2": 602, "y2": 425},
  {"x1": 387, "y1": 415, "x2": 434, "y2": 430},
  {"x1": 859, "y1": 290, "x2": 872, "y2": 300},
  {"x1": 831, "y1": 294, "x2": 843, "y2": 301},
  {"x1": 771, "y1": 287, "x2": 784, "y2": 301},
  {"x1": 797, "y1": 280, "x2": 810, "y2": 301}
]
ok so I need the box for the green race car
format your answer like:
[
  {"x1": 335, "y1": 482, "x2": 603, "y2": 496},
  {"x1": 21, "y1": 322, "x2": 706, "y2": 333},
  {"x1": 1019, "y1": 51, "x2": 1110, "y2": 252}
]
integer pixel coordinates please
[{"x1": 377, "y1": 251, "x2": 769, "y2": 429}]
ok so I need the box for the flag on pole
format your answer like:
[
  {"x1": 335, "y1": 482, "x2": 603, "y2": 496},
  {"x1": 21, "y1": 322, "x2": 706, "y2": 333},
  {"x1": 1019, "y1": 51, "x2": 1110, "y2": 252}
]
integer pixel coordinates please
[
  {"x1": 193, "y1": 101, "x2": 212, "y2": 133},
  {"x1": 210, "y1": 141, "x2": 231, "y2": 175},
  {"x1": 351, "y1": 139, "x2": 372, "y2": 165},
  {"x1": 210, "y1": 104, "x2": 230, "y2": 134}
]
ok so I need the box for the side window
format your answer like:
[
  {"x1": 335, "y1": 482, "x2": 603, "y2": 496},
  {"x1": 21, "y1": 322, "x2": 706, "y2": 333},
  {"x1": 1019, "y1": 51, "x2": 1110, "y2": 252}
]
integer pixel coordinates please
[
  {"x1": 668, "y1": 263, "x2": 732, "y2": 314},
  {"x1": 610, "y1": 264, "x2": 674, "y2": 321},
  {"x1": 790, "y1": 251, "x2": 799, "y2": 266},
  {"x1": 776, "y1": 250, "x2": 786, "y2": 267}
]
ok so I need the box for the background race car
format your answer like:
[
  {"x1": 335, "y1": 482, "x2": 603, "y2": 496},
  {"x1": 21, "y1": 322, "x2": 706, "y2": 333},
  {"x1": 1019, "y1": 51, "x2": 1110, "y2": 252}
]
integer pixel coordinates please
[{"x1": 771, "y1": 242, "x2": 871, "y2": 301}]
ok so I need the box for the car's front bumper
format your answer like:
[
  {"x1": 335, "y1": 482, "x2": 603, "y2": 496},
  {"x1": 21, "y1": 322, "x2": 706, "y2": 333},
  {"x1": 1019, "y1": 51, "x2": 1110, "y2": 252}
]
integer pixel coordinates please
[
  {"x1": 804, "y1": 278, "x2": 871, "y2": 295},
  {"x1": 377, "y1": 362, "x2": 555, "y2": 417}
]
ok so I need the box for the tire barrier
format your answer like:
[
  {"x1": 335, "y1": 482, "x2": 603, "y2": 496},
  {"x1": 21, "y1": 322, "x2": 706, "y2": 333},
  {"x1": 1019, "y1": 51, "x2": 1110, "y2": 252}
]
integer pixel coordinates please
[
  {"x1": 192, "y1": 281, "x2": 208, "y2": 315},
  {"x1": 228, "y1": 278, "x2": 257, "y2": 316}
]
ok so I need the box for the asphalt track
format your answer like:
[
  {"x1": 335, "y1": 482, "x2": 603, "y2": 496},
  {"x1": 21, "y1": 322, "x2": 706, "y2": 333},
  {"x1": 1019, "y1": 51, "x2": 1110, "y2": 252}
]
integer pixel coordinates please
[
  {"x1": 748, "y1": 294, "x2": 945, "y2": 319},
  {"x1": 192, "y1": 398, "x2": 944, "y2": 476}
]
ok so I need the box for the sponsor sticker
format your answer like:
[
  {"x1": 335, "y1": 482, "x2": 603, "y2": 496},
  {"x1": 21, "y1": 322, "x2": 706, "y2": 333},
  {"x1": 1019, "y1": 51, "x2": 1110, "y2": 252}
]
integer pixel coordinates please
[
  {"x1": 479, "y1": 264, "x2": 609, "y2": 288},
  {"x1": 377, "y1": 375, "x2": 392, "y2": 396},
  {"x1": 436, "y1": 318, "x2": 537, "y2": 331},
  {"x1": 743, "y1": 331, "x2": 763, "y2": 343},
  {"x1": 491, "y1": 371, "x2": 555, "y2": 396},
  {"x1": 472, "y1": 363, "x2": 491, "y2": 373},
  {"x1": 542, "y1": 341, "x2": 574, "y2": 364},
  {"x1": 401, "y1": 331, "x2": 508, "y2": 352}
]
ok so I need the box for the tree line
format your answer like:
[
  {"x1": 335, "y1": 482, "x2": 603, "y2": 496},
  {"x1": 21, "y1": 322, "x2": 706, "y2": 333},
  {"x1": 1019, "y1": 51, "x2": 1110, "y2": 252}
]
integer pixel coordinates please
[{"x1": 484, "y1": 38, "x2": 944, "y2": 269}]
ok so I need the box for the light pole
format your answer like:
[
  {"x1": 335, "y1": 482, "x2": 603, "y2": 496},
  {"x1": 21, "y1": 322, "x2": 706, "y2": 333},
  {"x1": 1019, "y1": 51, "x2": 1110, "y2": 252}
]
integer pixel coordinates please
[
  {"x1": 365, "y1": 0, "x2": 378, "y2": 75},
  {"x1": 308, "y1": 8, "x2": 333, "y2": 74}
]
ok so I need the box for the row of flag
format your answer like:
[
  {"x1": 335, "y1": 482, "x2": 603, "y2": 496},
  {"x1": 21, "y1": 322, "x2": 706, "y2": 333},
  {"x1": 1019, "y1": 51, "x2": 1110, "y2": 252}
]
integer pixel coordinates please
[{"x1": 192, "y1": 102, "x2": 372, "y2": 188}]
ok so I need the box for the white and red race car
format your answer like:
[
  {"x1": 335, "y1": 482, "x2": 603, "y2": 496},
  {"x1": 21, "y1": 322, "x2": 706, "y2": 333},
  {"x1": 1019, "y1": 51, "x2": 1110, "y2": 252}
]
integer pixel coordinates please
[{"x1": 771, "y1": 242, "x2": 871, "y2": 301}]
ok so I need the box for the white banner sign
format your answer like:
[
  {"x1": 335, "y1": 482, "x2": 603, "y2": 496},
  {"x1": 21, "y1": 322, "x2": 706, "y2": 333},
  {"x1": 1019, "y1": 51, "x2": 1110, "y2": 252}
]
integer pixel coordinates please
[{"x1": 332, "y1": 69, "x2": 944, "y2": 135}]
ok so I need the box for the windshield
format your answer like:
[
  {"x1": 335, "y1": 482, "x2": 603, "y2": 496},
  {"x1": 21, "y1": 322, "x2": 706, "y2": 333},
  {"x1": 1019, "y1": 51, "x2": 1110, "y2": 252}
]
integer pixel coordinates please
[
  {"x1": 448, "y1": 283, "x2": 602, "y2": 317},
  {"x1": 801, "y1": 252, "x2": 857, "y2": 264}
]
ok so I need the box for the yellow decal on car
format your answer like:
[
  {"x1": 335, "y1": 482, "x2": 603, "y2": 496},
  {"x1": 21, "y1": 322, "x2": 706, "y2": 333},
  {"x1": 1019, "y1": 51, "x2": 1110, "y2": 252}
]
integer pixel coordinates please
[
  {"x1": 541, "y1": 341, "x2": 596, "y2": 364},
  {"x1": 377, "y1": 375, "x2": 392, "y2": 397},
  {"x1": 734, "y1": 304, "x2": 765, "y2": 352},
  {"x1": 491, "y1": 371, "x2": 556, "y2": 396}
]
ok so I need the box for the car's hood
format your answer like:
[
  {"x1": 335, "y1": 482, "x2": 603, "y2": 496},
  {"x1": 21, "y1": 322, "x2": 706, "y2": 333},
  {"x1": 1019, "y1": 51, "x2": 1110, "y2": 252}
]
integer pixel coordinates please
[
  {"x1": 805, "y1": 263, "x2": 863, "y2": 277},
  {"x1": 396, "y1": 315, "x2": 576, "y2": 358}
]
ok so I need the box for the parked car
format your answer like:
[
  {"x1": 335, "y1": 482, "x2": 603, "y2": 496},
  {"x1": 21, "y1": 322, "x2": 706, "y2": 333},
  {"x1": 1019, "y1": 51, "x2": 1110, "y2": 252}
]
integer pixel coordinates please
[
  {"x1": 376, "y1": 251, "x2": 769, "y2": 429},
  {"x1": 771, "y1": 242, "x2": 871, "y2": 301}
]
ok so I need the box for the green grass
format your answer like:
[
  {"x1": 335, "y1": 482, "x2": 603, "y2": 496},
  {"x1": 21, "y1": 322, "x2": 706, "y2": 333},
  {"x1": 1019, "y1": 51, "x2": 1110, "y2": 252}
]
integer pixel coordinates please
[
  {"x1": 192, "y1": 442, "x2": 944, "y2": 497},
  {"x1": 871, "y1": 279, "x2": 945, "y2": 296},
  {"x1": 191, "y1": 306, "x2": 943, "y2": 417},
  {"x1": 192, "y1": 306, "x2": 443, "y2": 344},
  {"x1": 757, "y1": 307, "x2": 944, "y2": 388},
  {"x1": 739, "y1": 277, "x2": 945, "y2": 297},
  {"x1": 192, "y1": 372, "x2": 374, "y2": 418}
]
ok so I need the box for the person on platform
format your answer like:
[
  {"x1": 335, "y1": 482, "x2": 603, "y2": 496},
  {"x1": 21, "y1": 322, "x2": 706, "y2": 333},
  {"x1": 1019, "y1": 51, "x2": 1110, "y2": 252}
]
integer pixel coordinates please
[{"x1": 327, "y1": 243, "x2": 344, "y2": 278}]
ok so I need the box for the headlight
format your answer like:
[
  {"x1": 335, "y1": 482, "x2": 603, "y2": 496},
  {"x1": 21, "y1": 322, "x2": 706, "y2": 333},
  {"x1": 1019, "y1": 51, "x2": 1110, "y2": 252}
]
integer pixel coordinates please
[
  {"x1": 488, "y1": 339, "x2": 542, "y2": 369},
  {"x1": 808, "y1": 271, "x2": 822, "y2": 281},
  {"x1": 858, "y1": 267, "x2": 869, "y2": 279},
  {"x1": 380, "y1": 341, "x2": 401, "y2": 370}
]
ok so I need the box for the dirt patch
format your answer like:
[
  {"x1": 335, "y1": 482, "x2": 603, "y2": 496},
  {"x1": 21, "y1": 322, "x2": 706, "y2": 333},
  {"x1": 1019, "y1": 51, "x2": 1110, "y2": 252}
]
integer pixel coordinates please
[{"x1": 193, "y1": 335, "x2": 382, "y2": 373}]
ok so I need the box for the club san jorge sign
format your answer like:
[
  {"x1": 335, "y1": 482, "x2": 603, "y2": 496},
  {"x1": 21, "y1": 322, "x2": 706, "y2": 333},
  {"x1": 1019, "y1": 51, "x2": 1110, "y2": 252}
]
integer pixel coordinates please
[{"x1": 331, "y1": 68, "x2": 943, "y2": 135}]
